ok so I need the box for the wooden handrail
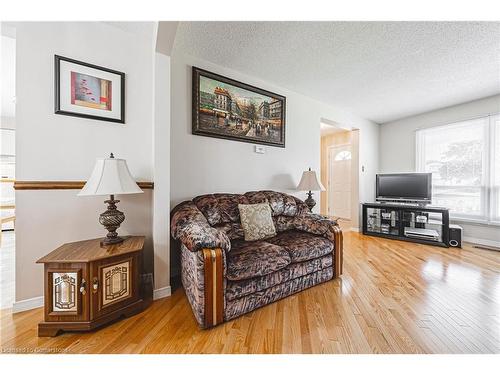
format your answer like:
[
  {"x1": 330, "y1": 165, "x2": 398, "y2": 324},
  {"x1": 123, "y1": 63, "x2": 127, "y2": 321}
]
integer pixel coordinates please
[{"x1": 14, "y1": 181, "x2": 154, "y2": 190}]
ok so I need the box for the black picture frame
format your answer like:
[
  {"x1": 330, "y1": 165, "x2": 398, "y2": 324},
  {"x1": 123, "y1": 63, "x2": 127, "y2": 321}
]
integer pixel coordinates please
[
  {"x1": 54, "y1": 55, "x2": 125, "y2": 123},
  {"x1": 192, "y1": 67, "x2": 286, "y2": 148}
]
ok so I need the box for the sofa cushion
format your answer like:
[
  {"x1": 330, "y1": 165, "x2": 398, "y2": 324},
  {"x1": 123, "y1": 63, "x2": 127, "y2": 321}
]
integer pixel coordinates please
[
  {"x1": 245, "y1": 190, "x2": 309, "y2": 217},
  {"x1": 213, "y1": 222, "x2": 245, "y2": 240},
  {"x1": 190, "y1": 191, "x2": 308, "y2": 227},
  {"x1": 267, "y1": 230, "x2": 333, "y2": 262},
  {"x1": 238, "y1": 202, "x2": 276, "y2": 241},
  {"x1": 226, "y1": 254, "x2": 333, "y2": 301},
  {"x1": 225, "y1": 268, "x2": 334, "y2": 322},
  {"x1": 193, "y1": 194, "x2": 249, "y2": 226},
  {"x1": 227, "y1": 240, "x2": 291, "y2": 281},
  {"x1": 272, "y1": 215, "x2": 296, "y2": 232}
]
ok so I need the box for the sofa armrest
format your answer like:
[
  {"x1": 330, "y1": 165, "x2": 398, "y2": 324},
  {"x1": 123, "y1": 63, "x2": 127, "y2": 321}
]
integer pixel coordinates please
[
  {"x1": 292, "y1": 214, "x2": 343, "y2": 277},
  {"x1": 171, "y1": 201, "x2": 231, "y2": 253},
  {"x1": 172, "y1": 202, "x2": 226, "y2": 328},
  {"x1": 180, "y1": 244, "x2": 225, "y2": 328}
]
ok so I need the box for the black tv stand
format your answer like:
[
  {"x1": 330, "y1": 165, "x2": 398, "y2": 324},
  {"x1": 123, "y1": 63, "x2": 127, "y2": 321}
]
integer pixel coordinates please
[{"x1": 362, "y1": 202, "x2": 450, "y2": 247}]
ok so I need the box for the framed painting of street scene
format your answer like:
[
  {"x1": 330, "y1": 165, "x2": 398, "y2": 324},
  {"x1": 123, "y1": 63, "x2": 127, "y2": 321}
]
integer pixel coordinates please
[{"x1": 192, "y1": 67, "x2": 286, "y2": 147}]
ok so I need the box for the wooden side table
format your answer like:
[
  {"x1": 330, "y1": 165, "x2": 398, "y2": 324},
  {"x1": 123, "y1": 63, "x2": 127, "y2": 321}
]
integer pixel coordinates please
[{"x1": 36, "y1": 236, "x2": 146, "y2": 337}]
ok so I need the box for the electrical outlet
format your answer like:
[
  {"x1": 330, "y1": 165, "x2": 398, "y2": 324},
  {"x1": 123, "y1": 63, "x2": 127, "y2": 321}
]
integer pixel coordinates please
[{"x1": 255, "y1": 145, "x2": 265, "y2": 154}]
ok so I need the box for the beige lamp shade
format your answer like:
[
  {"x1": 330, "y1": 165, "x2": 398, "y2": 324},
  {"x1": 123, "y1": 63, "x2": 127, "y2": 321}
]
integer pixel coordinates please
[
  {"x1": 297, "y1": 169, "x2": 325, "y2": 192},
  {"x1": 78, "y1": 156, "x2": 143, "y2": 196}
]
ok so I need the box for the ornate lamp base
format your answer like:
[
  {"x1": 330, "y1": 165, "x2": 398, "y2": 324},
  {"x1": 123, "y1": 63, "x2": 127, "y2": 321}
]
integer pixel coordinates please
[
  {"x1": 99, "y1": 195, "x2": 126, "y2": 246},
  {"x1": 304, "y1": 191, "x2": 316, "y2": 212}
]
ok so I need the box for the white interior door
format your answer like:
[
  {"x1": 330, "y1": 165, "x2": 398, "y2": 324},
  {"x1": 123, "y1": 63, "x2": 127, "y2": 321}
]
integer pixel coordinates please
[{"x1": 328, "y1": 145, "x2": 352, "y2": 219}]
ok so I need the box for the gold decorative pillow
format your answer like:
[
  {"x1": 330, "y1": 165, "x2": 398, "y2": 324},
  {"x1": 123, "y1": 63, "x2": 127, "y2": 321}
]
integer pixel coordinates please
[{"x1": 238, "y1": 202, "x2": 277, "y2": 241}]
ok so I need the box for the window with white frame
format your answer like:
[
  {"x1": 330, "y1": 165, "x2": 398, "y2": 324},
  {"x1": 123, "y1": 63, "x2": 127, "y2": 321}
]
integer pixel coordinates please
[
  {"x1": 416, "y1": 114, "x2": 500, "y2": 223},
  {"x1": 493, "y1": 115, "x2": 500, "y2": 222}
]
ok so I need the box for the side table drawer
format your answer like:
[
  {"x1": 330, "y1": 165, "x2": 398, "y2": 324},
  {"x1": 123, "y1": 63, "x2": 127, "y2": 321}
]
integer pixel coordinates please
[
  {"x1": 90, "y1": 252, "x2": 141, "y2": 319},
  {"x1": 44, "y1": 263, "x2": 89, "y2": 322}
]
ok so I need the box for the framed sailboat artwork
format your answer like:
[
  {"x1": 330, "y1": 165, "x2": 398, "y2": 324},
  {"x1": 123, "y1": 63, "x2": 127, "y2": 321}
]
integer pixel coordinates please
[{"x1": 54, "y1": 55, "x2": 125, "y2": 123}]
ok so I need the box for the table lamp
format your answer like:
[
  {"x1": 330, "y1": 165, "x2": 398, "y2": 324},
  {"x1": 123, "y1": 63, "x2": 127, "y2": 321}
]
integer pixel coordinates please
[
  {"x1": 78, "y1": 153, "x2": 143, "y2": 245},
  {"x1": 297, "y1": 168, "x2": 325, "y2": 212}
]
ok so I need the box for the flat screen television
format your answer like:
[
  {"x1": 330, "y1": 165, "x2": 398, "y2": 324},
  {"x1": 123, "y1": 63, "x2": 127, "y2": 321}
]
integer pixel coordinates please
[{"x1": 376, "y1": 173, "x2": 432, "y2": 203}]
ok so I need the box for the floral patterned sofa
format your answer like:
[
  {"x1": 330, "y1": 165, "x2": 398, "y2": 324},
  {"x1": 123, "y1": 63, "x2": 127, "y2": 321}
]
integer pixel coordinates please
[{"x1": 170, "y1": 190, "x2": 343, "y2": 328}]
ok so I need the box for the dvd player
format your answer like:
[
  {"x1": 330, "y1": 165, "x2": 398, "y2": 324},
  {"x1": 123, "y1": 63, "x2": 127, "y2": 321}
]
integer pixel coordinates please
[{"x1": 404, "y1": 227, "x2": 440, "y2": 241}]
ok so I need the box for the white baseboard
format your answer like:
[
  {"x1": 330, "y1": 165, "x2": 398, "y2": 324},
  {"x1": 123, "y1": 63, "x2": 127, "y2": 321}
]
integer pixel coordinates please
[
  {"x1": 12, "y1": 296, "x2": 44, "y2": 313},
  {"x1": 11, "y1": 286, "x2": 172, "y2": 313},
  {"x1": 463, "y1": 236, "x2": 500, "y2": 250},
  {"x1": 11, "y1": 286, "x2": 171, "y2": 313},
  {"x1": 153, "y1": 286, "x2": 171, "y2": 300},
  {"x1": 350, "y1": 227, "x2": 360, "y2": 232}
]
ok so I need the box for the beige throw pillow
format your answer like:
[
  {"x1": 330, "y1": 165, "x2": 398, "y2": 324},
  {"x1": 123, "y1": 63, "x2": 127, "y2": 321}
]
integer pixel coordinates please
[{"x1": 238, "y1": 202, "x2": 277, "y2": 241}]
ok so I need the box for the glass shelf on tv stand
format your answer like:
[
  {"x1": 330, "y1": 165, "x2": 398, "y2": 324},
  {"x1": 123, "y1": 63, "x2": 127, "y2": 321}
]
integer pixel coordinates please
[
  {"x1": 366, "y1": 207, "x2": 400, "y2": 236},
  {"x1": 366, "y1": 225, "x2": 399, "y2": 236},
  {"x1": 362, "y1": 203, "x2": 450, "y2": 247}
]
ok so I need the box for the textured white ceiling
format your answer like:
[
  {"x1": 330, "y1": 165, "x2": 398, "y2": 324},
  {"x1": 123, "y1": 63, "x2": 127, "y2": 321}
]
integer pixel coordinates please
[
  {"x1": 173, "y1": 22, "x2": 500, "y2": 124},
  {"x1": 103, "y1": 21, "x2": 156, "y2": 39}
]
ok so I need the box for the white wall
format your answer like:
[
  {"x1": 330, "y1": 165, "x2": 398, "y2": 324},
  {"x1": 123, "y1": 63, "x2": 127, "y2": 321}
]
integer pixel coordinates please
[
  {"x1": 379, "y1": 94, "x2": 500, "y2": 244},
  {"x1": 170, "y1": 51, "x2": 379, "y2": 210},
  {"x1": 15, "y1": 190, "x2": 153, "y2": 303},
  {"x1": 16, "y1": 23, "x2": 154, "y2": 181},
  {"x1": 13, "y1": 22, "x2": 166, "y2": 306},
  {"x1": 170, "y1": 51, "x2": 379, "y2": 276},
  {"x1": 170, "y1": 51, "x2": 379, "y2": 277},
  {"x1": 1, "y1": 35, "x2": 16, "y2": 126},
  {"x1": 152, "y1": 51, "x2": 171, "y2": 298}
]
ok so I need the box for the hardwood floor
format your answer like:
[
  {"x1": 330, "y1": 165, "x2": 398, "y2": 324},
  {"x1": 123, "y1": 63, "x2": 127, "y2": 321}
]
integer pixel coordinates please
[
  {"x1": 1, "y1": 232, "x2": 499, "y2": 354},
  {"x1": 335, "y1": 218, "x2": 352, "y2": 232}
]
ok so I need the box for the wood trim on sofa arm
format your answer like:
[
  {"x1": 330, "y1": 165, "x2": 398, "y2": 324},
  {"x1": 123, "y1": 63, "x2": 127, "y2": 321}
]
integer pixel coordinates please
[
  {"x1": 332, "y1": 225, "x2": 343, "y2": 277},
  {"x1": 202, "y1": 248, "x2": 224, "y2": 328}
]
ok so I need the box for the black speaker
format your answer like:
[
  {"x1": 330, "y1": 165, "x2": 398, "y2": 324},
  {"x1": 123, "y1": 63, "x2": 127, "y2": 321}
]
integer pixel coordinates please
[{"x1": 449, "y1": 224, "x2": 462, "y2": 248}]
